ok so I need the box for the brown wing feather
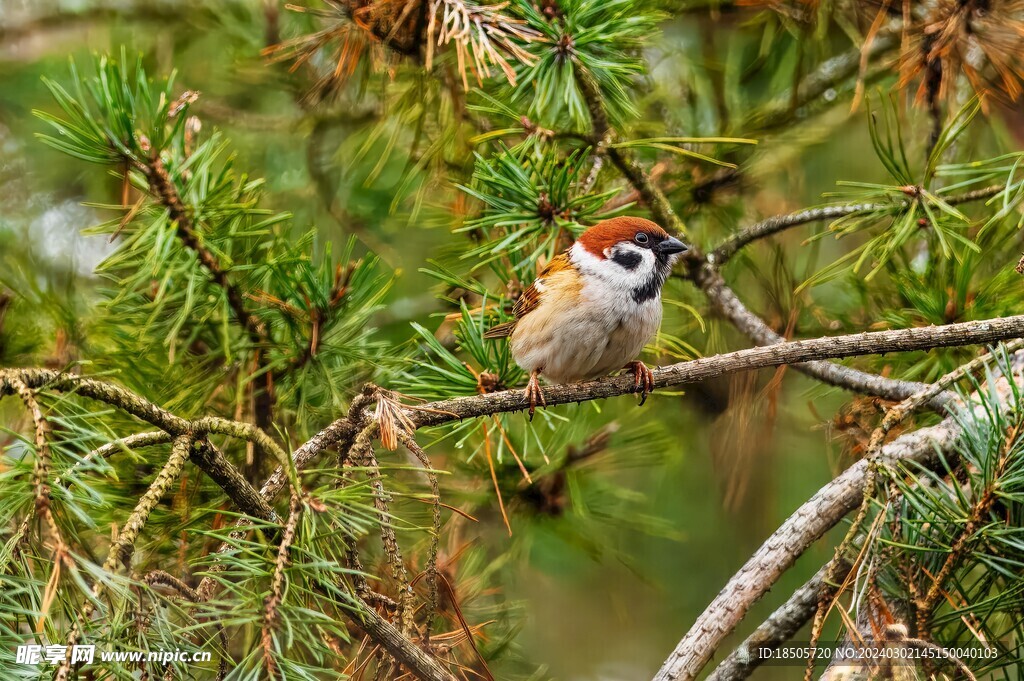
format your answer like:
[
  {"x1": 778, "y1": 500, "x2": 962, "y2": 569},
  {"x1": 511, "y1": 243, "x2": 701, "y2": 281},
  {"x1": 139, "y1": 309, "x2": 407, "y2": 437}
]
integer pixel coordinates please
[
  {"x1": 484, "y1": 252, "x2": 572, "y2": 339},
  {"x1": 482, "y1": 321, "x2": 516, "y2": 339}
]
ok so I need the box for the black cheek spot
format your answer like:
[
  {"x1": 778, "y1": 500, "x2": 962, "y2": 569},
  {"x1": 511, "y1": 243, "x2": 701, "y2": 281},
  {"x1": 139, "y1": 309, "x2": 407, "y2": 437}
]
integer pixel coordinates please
[{"x1": 612, "y1": 250, "x2": 642, "y2": 270}]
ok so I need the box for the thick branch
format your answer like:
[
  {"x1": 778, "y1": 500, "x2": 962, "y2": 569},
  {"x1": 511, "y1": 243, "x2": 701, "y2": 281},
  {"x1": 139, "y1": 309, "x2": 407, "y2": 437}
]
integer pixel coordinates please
[
  {"x1": 191, "y1": 440, "x2": 278, "y2": 523},
  {"x1": 690, "y1": 263, "x2": 950, "y2": 408},
  {"x1": 652, "y1": 353, "x2": 1024, "y2": 681},
  {"x1": 408, "y1": 315, "x2": 1024, "y2": 427},
  {"x1": 350, "y1": 600, "x2": 459, "y2": 681},
  {"x1": 707, "y1": 560, "x2": 852, "y2": 681},
  {"x1": 652, "y1": 419, "x2": 956, "y2": 681}
]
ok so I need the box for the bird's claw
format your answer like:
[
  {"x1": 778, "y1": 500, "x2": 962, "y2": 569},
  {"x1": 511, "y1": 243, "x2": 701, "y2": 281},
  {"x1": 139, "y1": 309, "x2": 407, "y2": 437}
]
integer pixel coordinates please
[
  {"x1": 626, "y1": 361, "x2": 654, "y2": 406},
  {"x1": 525, "y1": 370, "x2": 546, "y2": 421}
]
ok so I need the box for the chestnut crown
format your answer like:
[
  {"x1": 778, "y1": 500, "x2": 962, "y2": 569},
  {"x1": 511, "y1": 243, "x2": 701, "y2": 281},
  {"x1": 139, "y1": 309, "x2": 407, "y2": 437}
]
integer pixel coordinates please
[{"x1": 576, "y1": 217, "x2": 687, "y2": 260}]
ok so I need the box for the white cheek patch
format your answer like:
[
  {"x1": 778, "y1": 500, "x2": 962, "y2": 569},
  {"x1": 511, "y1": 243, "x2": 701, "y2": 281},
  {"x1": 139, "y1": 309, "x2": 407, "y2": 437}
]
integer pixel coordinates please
[
  {"x1": 570, "y1": 241, "x2": 671, "y2": 306},
  {"x1": 573, "y1": 242, "x2": 656, "y2": 289}
]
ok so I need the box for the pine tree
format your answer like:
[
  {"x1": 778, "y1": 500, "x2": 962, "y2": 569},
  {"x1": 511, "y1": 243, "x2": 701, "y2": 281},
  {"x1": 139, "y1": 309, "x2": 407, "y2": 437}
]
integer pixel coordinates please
[{"x1": 3, "y1": 1, "x2": 1024, "y2": 680}]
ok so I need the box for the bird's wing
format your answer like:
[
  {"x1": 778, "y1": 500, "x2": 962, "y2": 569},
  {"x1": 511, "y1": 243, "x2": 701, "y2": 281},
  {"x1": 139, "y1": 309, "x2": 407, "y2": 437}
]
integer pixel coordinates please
[{"x1": 483, "y1": 252, "x2": 572, "y2": 339}]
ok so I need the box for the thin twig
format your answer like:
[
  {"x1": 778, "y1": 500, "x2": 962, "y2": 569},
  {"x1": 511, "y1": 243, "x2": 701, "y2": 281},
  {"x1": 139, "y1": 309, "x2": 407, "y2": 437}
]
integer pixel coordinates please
[
  {"x1": 55, "y1": 431, "x2": 173, "y2": 487},
  {"x1": 349, "y1": 425, "x2": 415, "y2": 636},
  {"x1": 56, "y1": 434, "x2": 194, "y2": 681},
  {"x1": 139, "y1": 156, "x2": 265, "y2": 344},
  {"x1": 399, "y1": 431, "x2": 442, "y2": 646},
  {"x1": 710, "y1": 185, "x2": 1004, "y2": 266},
  {"x1": 262, "y1": 491, "x2": 302, "y2": 679}
]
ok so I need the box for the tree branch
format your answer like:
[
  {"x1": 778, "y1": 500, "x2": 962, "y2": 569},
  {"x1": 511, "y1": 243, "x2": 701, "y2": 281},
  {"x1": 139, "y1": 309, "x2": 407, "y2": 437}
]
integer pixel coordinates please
[
  {"x1": 706, "y1": 559, "x2": 852, "y2": 681},
  {"x1": 0, "y1": 369, "x2": 278, "y2": 524},
  {"x1": 689, "y1": 263, "x2": 951, "y2": 408},
  {"x1": 710, "y1": 185, "x2": 1005, "y2": 266},
  {"x1": 573, "y1": 77, "x2": 936, "y2": 406},
  {"x1": 55, "y1": 430, "x2": 173, "y2": 486},
  {"x1": 652, "y1": 419, "x2": 956, "y2": 681},
  {"x1": 606, "y1": 145, "x2": 687, "y2": 235},
  {"x1": 139, "y1": 154, "x2": 278, "y2": 433},
  {"x1": 193, "y1": 389, "x2": 378, "y2": 602},
  {"x1": 10, "y1": 314, "x2": 1015, "y2": 450},
  {"x1": 651, "y1": 351, "x2": 1024, "y2": 681},
  {"x1": 9, "y1": 311, "x2": 1024, "y2": 680},
  {"x1": 711, "y1": 202, "x2": 889, "y2": 266},
  {"x1": 408, "y1": 315, "x2": 1024, "y2": 427},
  {"x1": 349, "y1": 599, "x2": 459, "y2": 681},
  {"x1": 191, "y1": 439, "x2": 279, "y2": 523},
  {"x1": 57, "y1": 433, "x2": 194, "y2": 681},
  {"x1": 141, "y1": 156, "x2": 265, "y2": 344}
]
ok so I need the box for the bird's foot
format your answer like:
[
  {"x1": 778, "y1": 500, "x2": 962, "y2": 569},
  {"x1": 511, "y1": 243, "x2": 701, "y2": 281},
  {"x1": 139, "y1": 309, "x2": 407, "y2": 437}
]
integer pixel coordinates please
[
  {"x1": 525, "y1": 370, "x2": 546, "y2": 420},
  {"x1": 625, "y1": 361, "x2": 654, "y2": 406}
]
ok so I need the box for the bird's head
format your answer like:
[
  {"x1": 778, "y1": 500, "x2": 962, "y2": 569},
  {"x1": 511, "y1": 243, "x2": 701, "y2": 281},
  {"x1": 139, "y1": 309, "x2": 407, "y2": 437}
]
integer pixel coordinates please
[{"x1": 570, "y1": 217, "x2": 688, "y2": 302}]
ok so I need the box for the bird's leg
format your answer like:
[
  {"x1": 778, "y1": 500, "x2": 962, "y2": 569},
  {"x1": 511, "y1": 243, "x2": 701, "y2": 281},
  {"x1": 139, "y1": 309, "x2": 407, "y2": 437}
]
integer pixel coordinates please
[
  {"x1": 525, "y1": 369, "x2": 546, "y2": 420},
  {"x1": 625, "y1": 361, "x2": 654, "y2": 406}
]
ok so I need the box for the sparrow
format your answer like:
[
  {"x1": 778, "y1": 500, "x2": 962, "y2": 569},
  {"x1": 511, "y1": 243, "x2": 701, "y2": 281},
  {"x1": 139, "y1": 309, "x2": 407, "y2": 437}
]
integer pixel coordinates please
[{"x1": 484, "y1": 216, "x2": 688, "y2": 417}]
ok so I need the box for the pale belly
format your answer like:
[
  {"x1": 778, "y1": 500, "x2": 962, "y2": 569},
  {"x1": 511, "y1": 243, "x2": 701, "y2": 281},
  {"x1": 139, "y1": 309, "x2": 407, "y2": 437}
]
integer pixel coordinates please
[{"x1": 509, "y1": 297, "x2": 662, "y2": 384}]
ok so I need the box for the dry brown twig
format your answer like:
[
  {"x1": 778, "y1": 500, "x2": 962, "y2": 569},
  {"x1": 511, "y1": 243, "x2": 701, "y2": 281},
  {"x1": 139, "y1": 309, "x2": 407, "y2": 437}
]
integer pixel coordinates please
[
  {"x1": 425, "y1": 0, "x2": 542, "y2": 88},
  {"x1": 269, "y1": 0, "x2": 541, "y2": 98}
]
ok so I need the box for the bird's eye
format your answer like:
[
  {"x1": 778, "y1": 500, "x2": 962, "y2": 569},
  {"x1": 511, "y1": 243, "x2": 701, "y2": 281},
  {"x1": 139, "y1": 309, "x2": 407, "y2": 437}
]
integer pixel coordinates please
[{"x1": 634, "y1": 232, "x2": 649, "y2": 245}]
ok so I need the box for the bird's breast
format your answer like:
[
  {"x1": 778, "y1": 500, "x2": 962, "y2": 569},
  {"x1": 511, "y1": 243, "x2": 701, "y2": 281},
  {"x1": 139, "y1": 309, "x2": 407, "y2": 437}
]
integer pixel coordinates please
[{"x1": 509, "y1": 277, "x2": 662, "y2": 384}]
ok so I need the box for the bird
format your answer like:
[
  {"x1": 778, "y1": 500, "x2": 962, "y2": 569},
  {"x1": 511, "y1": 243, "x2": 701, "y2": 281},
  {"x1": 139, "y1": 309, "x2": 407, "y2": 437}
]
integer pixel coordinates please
[{"x1": 484, "y1": 216, "x2": 688, "y2": 418}]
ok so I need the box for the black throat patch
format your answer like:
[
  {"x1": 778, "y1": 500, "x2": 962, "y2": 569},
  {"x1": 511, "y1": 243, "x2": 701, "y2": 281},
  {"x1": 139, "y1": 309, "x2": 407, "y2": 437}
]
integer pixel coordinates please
[{"x1": 631, "y1": 263, "x2": 671, "y2": 303}]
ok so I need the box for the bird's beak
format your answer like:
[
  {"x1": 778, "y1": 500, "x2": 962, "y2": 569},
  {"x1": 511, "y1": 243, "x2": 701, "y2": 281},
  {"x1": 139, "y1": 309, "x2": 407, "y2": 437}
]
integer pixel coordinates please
[{"x1": 657, "y1": 236, "x2": 688, "y2": 255}]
